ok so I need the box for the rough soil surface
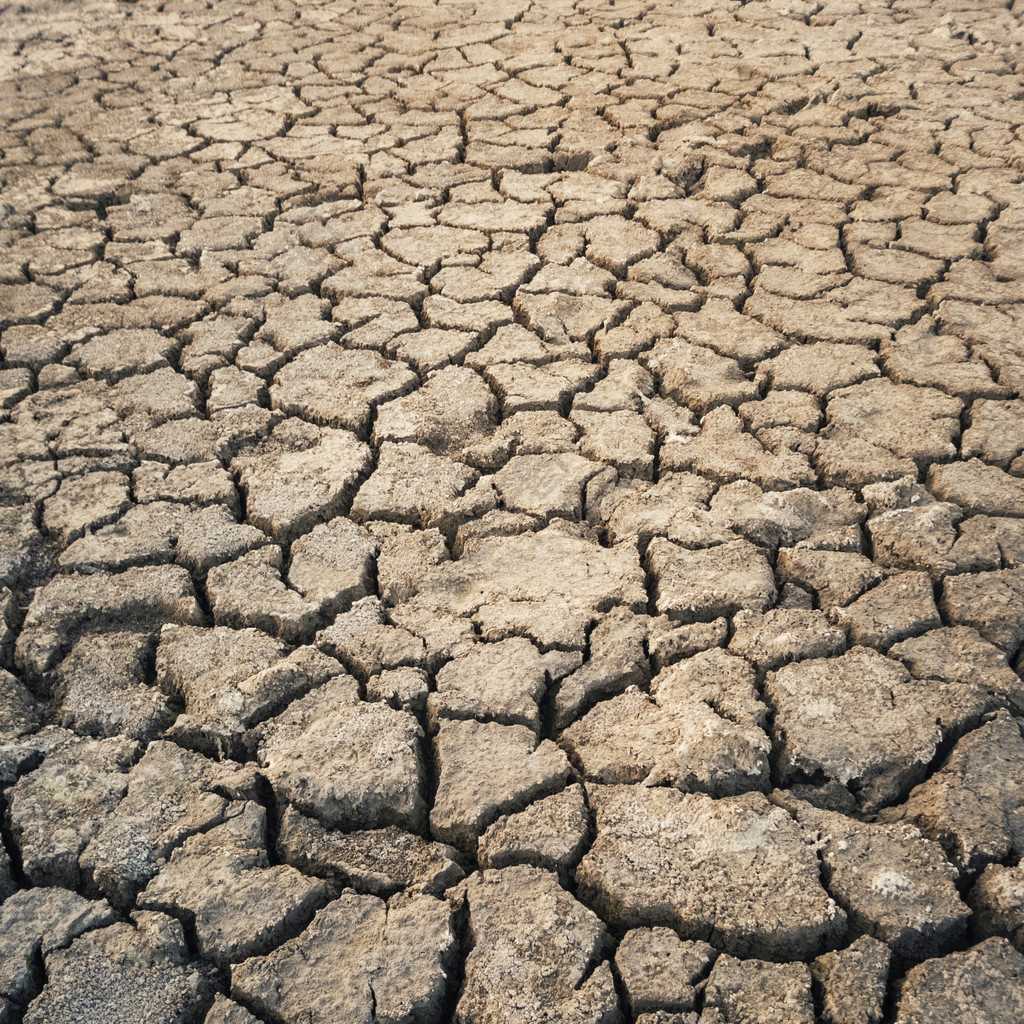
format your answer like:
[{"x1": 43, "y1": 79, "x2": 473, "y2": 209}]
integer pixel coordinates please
[{"x1": 1, "y1": 0, "x2": 1024, "y2": 1021}]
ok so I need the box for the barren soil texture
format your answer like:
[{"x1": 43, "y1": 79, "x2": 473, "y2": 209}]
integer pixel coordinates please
[{"x1": 3, "y1": 0, "x2": 1024, "y2": 1021}]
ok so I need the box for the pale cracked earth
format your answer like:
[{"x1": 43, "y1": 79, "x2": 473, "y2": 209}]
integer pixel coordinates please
[{"x1": 3, "y1": 0, "x2": 1024, "y2": 1021}]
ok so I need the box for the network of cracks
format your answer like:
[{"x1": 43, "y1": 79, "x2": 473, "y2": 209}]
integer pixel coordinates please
[{"x1": 2, "y1": 0, "x2": 1024, "y2": 1022}]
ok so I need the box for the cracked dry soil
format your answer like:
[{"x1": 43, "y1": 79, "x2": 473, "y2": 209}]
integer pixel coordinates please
[{"x1": 2, "y1": 0, "x2": 1024, "y2": 1021}]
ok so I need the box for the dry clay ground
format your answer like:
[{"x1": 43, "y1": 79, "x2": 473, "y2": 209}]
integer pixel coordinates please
[{"x1": 2, "y1": 0, "x2": 1024, "y2": 1021}]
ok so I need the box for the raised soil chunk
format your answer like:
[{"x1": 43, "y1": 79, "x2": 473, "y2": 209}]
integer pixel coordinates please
[
  {"x1": 776, "y1": 797, "x2": 969, "y2": 960},
  {"x1": 133, "y1": 460, "x2": 239, "y2": 512},
  {"x1": 728, "y1": 608, "x2": 846, "y2": 673},
  {"x1": 969, "y1": 864, "x2": 1024, "y2": 952},
  {"x1": 80, "y1": 740, "x2": 259, "y2": 910},
  {"x1": 491, "y1": 410, "x2": 582, "y2": 464},
  {"x1": 66, "y1": 329, "x2": 176, "y2": 383},
  {"x1": 811, "y1": 936, "x2": 891, "y2": 1024},
  {"x1": 316, "y1": 595, "x2": 428, "y2": 680},
  {"x1": 550, "y1": 607, "x2": 650, "y2": 731},
  {"x1": 957, "y1": 515, "x2": 1024, "y2": 570},
  {"x1": 813, "y1": 436, "x2": 917, "y2": 494},
  {"x1": 927, "y1": 459, "x2": 1024, "y2": 518},
  {"x1": 22, "y1": 913, "x2": 209, "y2": 1024},
  {"x1": 593, "y1": 302, "x2": 675, "y2": 363},
  {"x1": 269, "y1": 344, "x2": 418, "y2": 432},
  {"x1": 577, "y1": 786, "x2": 846, "y2": 960},
  {"x1": 349, "y1": 441, "x2": 491, "y2": 535},
  {"x1": 177, "y1": 214, "x2": 263, "y2": 257},
  {"x1": 635, "y1": 1013, "x2": 697, "y2": 1024},
  {"x1": 830, "y1": 571, "x2": 941, "y2": 651},
  {"x1": 739, "y1": 388, "x2": 822, "y2": 436},
  {"x1": 232, "y1": 422, "x2": 371, "y2": 545},
  {"x1": 430, "y1": 718, "x2": 574, "y2": 855},
  {"x1": 574, "y1": 359, "x2": 653, "y2": 414},
  {"x1": 756, "y1": 342, "x2": 879, "y2": 398},
  {"x1": 371, "y1": 523, "x2": 449, "y2": 606},
  {"x1": 433, "y1": 250, "x2": 540, "y2": 305},
  {"x1": 7, "y1": 733, "x2": 139, "y2": 887},
  {"x1": 962, "y1": 395, "x2": 1019, "y2": 468},
  {"x1": 962, "y1": 399, "x2": 1024, "y2": 470},
  {"x1": 848, "y1": 245, "x2": 942, "y2": 289},
  {"x1": 203, "y1": 995, "x2": 262, "y2": 1024},
  {"x1": 207, "y1": 365, "x2": 265, "y2": 413},
  {"x1": 366, "y1": 666, "x2": 431, "y2": 714},
  {"x1": 661, "y1": 405, "x2": 815, "y2": 490},
  {"x1": 54, "y1": 630, "x2": 175, "y2": 741},
  {"x1": 138, "y1": 801, "x2": 331, "y2": 967},
  {"x1": 673, "y1": 299, "x2": 785, "y2": 369},
  {"x1": 276, "y1": 804, "x2": 463, "y2": 898},
  {"x1": 381, "y1": 225, "x2": 488, "y2": 274},
  {"x1": 867, "y1": 502, "x2": 998, "y2": 580},
  {"x1": 895, "y1": 218, "x2": 982, "y2": 262},
  {"x1": 454, "y1": 865, "x2": 621, "y2": 1024},
  {"x1": 131, "y1": 415, "x2": 226, "y2": 466},
  {"x1": 482, "y1": 359, "x2": 600, "y2": 417},
  {"x1": 647, "y1": 538, "x2": 777, "y2": 623},
  {"x1": 586, "y1": 215, "x2": 660, "y2": 276},
  {"x1": 563, "y1": 649, "x2": 770, "y2": 797},
  {"x1": 702, "y1": 955, "x2": 815, "y2": 1024},
  {"x1": 765, "y1": 647, "x2": 993, "y2": 813},
  {"x1": 477, "y1": 784, "x2": 590, "y2": 873},
  {"x1": 878, "y1": 710, "x2": 1024, "y2": 874},
  {"x1": 15, "y1": 565, "x2": 205, "y2": 677},
  {"x1": 399, "y1": 521, "x2": 646, "y2": 649},
  {"x1": 0, "y1": 887, "x2": 117, "y2": 1017},
  {"x1": 231, "y1": 890, "x2": 456, "y2": 1024},
  {"x1": 286, "y1": 516, "x2": 375, "y2": 617},
  {"x1": 881, "y1": 317, "x2": 1008, "y2": 405},
  {"x1": 710, "y1": 483, "x2": 864, "y2": 556},
  {"x1": 207, "y1": 547, "x2": 321, "y2": 644},
  {"x1": 562, "y1": 690, "x2": 699, "y2": 786},
  {"x1": 573, "y1": 409, "x2": 657, "y2": 480},
  {"x1": 373, "y1": 364, "x2": 498, "y2": 457},
  {"x1": 492, "y1": 452, "x2": 602, "y2": 520},
  {"x1": 0, "y1": 720, "x2": 60, "y2": 792},
  {"x1": 743, "y1": 289, "x2": 900, "y2": 351},
  {"x1": 586, "y1": 472, "x2": 717, "y2": 549},
  {"x1": 429, "y1": 636, "x2": 567, "y2": 732},
  {"x1": 157, "y1": 626, "x2": 343, "y2": 758},
  {"x1": 468, "y1": 322, "x2": 587, "y2": 369},
  {"x1": 387, "y1": 327, "x2": 478, "y2": 375},
  {"x1": 257, "y1": 673, "x2": 427, "y2": 832},
  {"x1": 42, "y1": 471, "x2": 131, "y2": 546},
  {"x1": 60, "y1": 502, "x2": 269, "y2": 578},
  {"x1": 0, "y1": 505, "x2": 42, "y2": 591},
  {"x1": 941, "y1": 566, "x2": 1024, "y2": 653},
  {"x1": 644, "y1": 338, "x2": 758, "y2": 415},
  {"x1": 821, "y1": 378, "x2": 961, "y2": 469},
  {"x1": 0, "y1": 459, "x2": 59, "y2": 510},
  {"x1": 888, "y1": 627, "x2": 1024, "y2": 715},
  {"x1": 105, "y1": 193, "x2": 195, "y2": 241},
  {"x1": 614, "y1": 928, "x2": 716, "y2": 1016},
  {"x1": 451, "y1": 510, "x2": 544, "y2": 560},
  {"x1": 0, "y1": 666, "x2": 42, "y2": 740},
  {"x1": 892, "y1": 938, "x2": 1024, "y2": 1024},
  {"x1": 515, "y1": 292, "x2": 629, "y2": 352},
  {"x1": 775, "y1": 548, "x2": 887, "y2": 611}
]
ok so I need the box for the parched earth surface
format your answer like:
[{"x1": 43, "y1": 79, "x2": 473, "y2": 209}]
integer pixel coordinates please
[{"x1": 3, "y1": 0, "x2": 1024, "y2": 1021}]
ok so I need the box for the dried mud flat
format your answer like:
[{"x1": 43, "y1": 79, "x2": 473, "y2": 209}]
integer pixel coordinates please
[{"x1": 2, "y1": 0, "x2": 1024, "y2": 1021}]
